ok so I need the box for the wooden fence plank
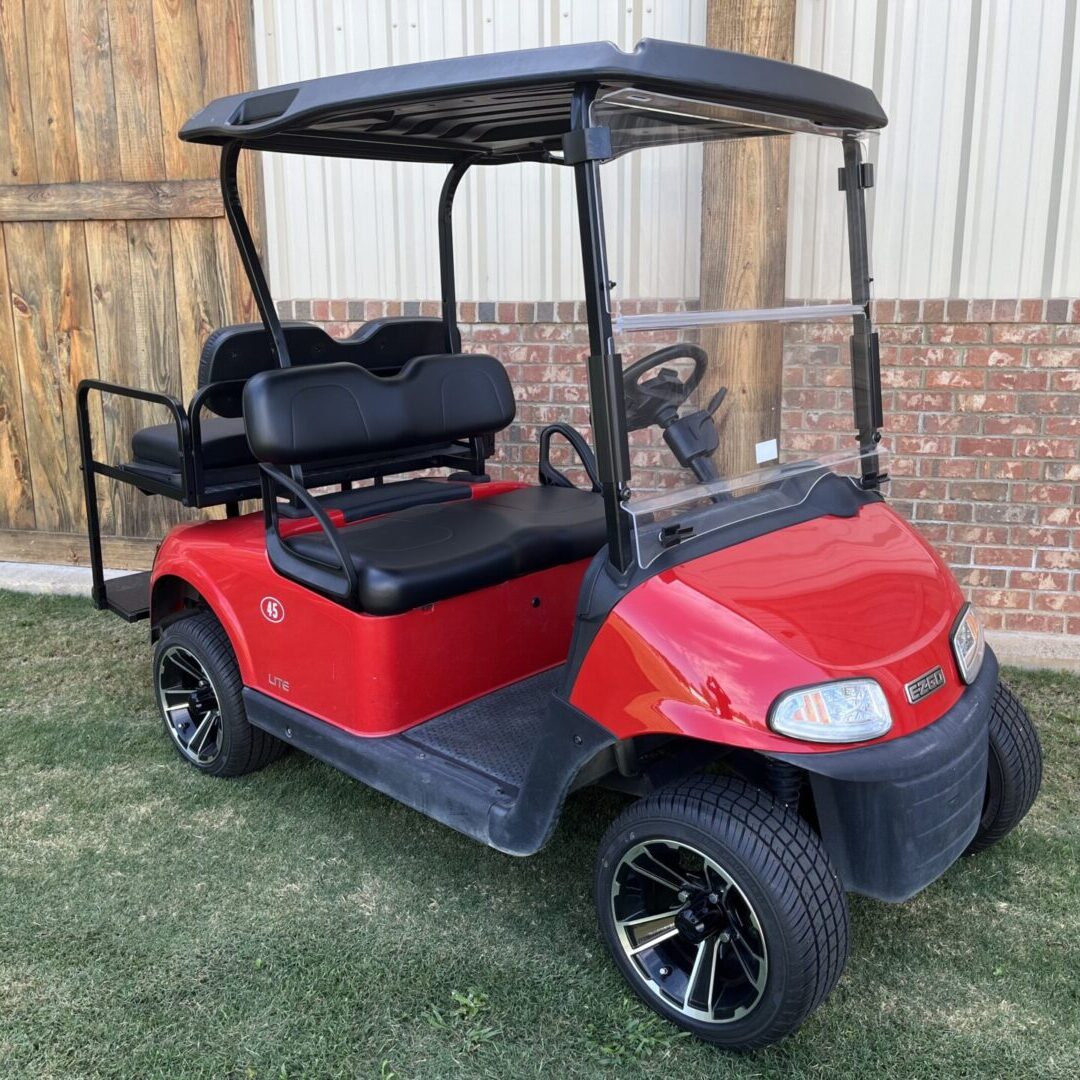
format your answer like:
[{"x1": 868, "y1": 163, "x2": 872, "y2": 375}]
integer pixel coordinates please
[
  {"x1": 6, "y1": 221, "x2": 75, "y2": 532},
  {"x1": 85, "y1": 218, "x2": 153, "y2": 538},
  {"x1": 171, "y1": 217, "x2": 227, "y2": 403},
  {"x1": 198, "y1": 0, "x2": 263, "y2": 252},
  {"x1": 0, "y1": 527, "x2": 158, "y2": 569},
  {"x1": 0, "y1": 0, "x2": 37, "y2": 183},
  {"x1": 65, "y1": 0, "x2": 123, "y2": 182},
  {"x1": 0, "y1": 179, "x2": 223, "y2": 221},
  {"x1": 24, "y1": 0, "x2": 80, "y2": 184},
  {"x1": 43, "y1": 220, "x2": 110, "y2": 532},
  {"x1": 0, "y1": 224, "x2": 34, "y2": 528},
  {"x1": 108, "y1": 0, "x2": 167, "y2": 181},
  {"x1": 127, "y1": 217, "x2": 184, "y2": 532},
  {"x1": 154, "y1": 0, "x2": 216, "y2": 180}
]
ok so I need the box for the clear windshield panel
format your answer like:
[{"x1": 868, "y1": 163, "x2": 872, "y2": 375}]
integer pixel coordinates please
[
  {"x1": 624, "y1": 445, "x2": 888, "y2": 568},
  {"x1": 597, "y1": 114, "x2": 871, "y2": 565}
]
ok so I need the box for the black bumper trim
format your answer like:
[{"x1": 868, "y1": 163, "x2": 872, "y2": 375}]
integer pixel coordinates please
[{"x1": 771, "y1": 649, "x2": 999, "y2": 902}]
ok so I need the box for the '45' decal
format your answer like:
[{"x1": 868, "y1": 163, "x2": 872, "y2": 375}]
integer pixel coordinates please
[{"x1": 260, "y1": 596, "x2": 285, "y2": 624}]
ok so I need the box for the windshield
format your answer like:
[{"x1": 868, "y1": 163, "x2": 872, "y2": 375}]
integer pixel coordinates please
[{"x1": 595, "y1": 100, "x2": 881, "y2": 566}]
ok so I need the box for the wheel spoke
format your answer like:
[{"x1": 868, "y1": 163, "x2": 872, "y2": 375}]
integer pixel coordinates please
[
  {"x1": 627, "y1": 846, "x2": 693, "y2": 893},
  {"x1": 684, "y1": 937, "x2": 717, "y2": 1011},
  {"x1": 618, "y1": 907, "x2": 684, "y2": 929},
  {"x1": 627, "y1": 925, "x2": 680, "y2": 957},
  {"x1": 162, "y1": 685, "x2": 190, "y2": 699},
  {"x1": 729, "y1": 929, "x2": 766, "y2": 991},
  {"x1": 164, "y1": 703, "x2": 190, "y2": 715},
  {"x1": 167, "y1": 652, "x2": 204, "y2": 683},
  {"x1": 707, "y1": 932, "x2": 720, "y2": 1014},
  {"x1": 188, "y1": 711, "x2": 219, "y2": 756},
  {"x1": 703, "y1": 863, "x2": 732, "y2": 899}
]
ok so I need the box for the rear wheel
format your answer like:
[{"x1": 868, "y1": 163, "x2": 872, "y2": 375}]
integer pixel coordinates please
[
  {"x1": 153, "y1": 611, "x2": 285, "y2": 777},
  {"x1": 965, "y1": 682, "x2": 1042, "y2": 855},
  {"x1": 595, "y1": 774, "x2": 849, "y2": 1050}
]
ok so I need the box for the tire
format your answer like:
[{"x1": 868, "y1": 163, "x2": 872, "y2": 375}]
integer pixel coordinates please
[
  {"x1": 595, "y1": 774, "x2": 849, "y2": 1050},
  {"x1": 152, "y1": 610, "x2": 286, "y2": 778},
  {"x1": 965, "y1": 681, "x2": 1042, "y2": 855}
]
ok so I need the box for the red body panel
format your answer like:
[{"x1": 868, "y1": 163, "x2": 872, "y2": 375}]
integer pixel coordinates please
[
  {"x1": 152, "y1": 483, "x2": 588, "y2": 735},
  {"x1": 568, "y1": 502, "x2": 966, "y2": 753},
  {"x1": 154, "y1": 484, "x2": 966, "y2": 756}
]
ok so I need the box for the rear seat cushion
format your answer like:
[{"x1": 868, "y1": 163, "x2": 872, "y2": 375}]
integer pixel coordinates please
[
  {"x1": 285, "y1": 486, "x2": 606, "y2": 615},
  {"x1": 131, "y1": 417, "x2": 252, "y2": 470}
]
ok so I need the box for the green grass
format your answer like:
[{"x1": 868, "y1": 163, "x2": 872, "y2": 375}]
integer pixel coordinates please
[{"x1": 1, "y1": 590, "x2": 1078, "y2": 1079}]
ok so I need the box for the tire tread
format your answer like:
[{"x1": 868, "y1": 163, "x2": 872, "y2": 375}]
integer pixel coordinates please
[{"x1": 965, "y1": 681, "x2": 1042, "y2": 854}]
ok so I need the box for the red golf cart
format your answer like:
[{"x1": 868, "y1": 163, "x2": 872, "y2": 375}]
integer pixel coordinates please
[{"x1": 77, "y1": 40, "x2": 1042, "y2": 1049}]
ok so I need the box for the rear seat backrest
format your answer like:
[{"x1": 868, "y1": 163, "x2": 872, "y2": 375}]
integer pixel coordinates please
[
  {"x1": 243, "y1": 354, "x2": 515, "y2": 466},
  {"x1": 199, "y1": 317, "x2": 448, "y2": 417}
]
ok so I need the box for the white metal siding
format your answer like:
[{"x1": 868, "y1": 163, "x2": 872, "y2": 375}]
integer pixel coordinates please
[
  {"x1": 255, "y1": 0, "x2": 1080, "y2": 301},
  {"x1": 791, "y1": 0, "x2": 1080, "y2": 299},
  {"x1": 254, "y1": 0, "x2": 707, "y2": 301}
]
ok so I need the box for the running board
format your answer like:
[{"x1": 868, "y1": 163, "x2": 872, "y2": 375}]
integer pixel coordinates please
[{"x1": 243, "y1": 668, "x2": 615, "y2": 856}]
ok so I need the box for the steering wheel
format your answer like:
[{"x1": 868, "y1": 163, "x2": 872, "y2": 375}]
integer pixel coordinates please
[{"x1": 621, "y1": 344, "x2": 708, "y2": 431}]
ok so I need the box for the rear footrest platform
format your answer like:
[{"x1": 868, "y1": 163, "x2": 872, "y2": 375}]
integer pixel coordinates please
[{"x1": 100, "y1": 571, "x2": 151, "y2": 622}]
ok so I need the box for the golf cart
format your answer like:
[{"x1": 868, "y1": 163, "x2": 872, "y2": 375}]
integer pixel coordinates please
[{"x1": 77, "y1": 40, "x2": 1042, "y2": 1049}]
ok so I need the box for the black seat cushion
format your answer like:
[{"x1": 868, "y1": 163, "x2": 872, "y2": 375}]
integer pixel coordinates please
[
  {"x1": 132, "y1": 417, "x2": 253, "y2": 469},
  {"x1": 286, "y1": 486, "x2": 606, "y2": 615}
]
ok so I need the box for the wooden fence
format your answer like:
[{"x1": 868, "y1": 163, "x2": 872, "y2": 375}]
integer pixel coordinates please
[{"x1": 0, "y1": 0, "x2": 259, "y2": 569}]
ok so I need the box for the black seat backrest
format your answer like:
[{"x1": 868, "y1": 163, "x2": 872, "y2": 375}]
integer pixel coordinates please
[
  {"x1": 243, "y1": 354, "x2": 515, "y2": 466},
  {"x1": 199, "y1": 317, "x2": 447, "y2": 417}
]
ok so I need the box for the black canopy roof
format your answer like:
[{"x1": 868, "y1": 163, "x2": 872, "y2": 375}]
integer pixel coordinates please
[{"x1": 180, "y1": 38, "x2": 886, "y2": 163}]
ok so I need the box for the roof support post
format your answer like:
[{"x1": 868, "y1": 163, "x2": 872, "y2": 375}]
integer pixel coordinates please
[
  {"x1": 570, "y1": 84, "x2": 633, "y2": 573},
  {"x1": 437, "y1": 159, "x2": 471, "y2": 353},
  {"x1": 840, "y1": 135, "x2": 884, "y2": 483},
  {"x1": 220, "y1": 141, "x2": 292, "y2": 369}
]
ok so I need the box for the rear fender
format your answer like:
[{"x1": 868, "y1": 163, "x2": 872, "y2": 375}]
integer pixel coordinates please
[{"x1": 150, "y1": 535, "x2": 255, "y2": 681}]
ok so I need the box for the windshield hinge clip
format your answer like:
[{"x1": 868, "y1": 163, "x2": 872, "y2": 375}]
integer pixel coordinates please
[
  {"x1": 838, "y1": 162, "x2": 875, "y2": 191},
  {"x1": 659, "y1": 523, "x2": 695, "y2": 549},
  {"x1": 562, "y1": 127, "x2": 613, "y2": 164}
]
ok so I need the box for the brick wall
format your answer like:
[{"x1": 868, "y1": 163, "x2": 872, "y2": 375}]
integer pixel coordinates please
[{"x1": 281, "y1": 296, "x2": 1080, "y2": 637}]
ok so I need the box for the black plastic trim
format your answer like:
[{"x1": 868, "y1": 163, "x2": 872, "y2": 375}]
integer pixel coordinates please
[
  {"x1": 770, "y1": 650, "x2": 1000, "y2": 902},
  {"x1": 243, "y1": 685, "x2": 616, "y2": 855}
]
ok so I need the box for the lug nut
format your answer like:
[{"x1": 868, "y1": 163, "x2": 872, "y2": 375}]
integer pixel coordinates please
[
  {"x1": 677, "y1": 890, "x2": 689, "y2": 902},
  {"x1": 708, "y1": 892, "x2": 719, "y2": 904},
  {"x1": 659, "y1": 966, "x2": 671, "y2": 978}
]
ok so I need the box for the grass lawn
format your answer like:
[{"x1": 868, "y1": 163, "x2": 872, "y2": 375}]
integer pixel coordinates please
[{"x1": 1, "y1": 589, "x2": 1078, "y2": 1079}]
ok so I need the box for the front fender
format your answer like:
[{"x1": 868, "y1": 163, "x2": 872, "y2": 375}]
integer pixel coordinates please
[{"x1": 568, "y1": 504, "x2": 967, "y2": 753}]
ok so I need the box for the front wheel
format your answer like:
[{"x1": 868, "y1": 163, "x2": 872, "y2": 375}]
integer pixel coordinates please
[
  {"x1": 595, "y1": 775, "x2": 849, "y2": 1050},
  {"x1": 965, "y1": 682, "x2": 1042, "y2": 855}
]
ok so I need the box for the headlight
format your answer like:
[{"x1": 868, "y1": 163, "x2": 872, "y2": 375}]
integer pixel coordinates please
[
  {"x1": 768, "y1": 679, "x2": 892, "y2": 743},
  {"x1": 951, "y1": 603, "x2": 985, "y2": 684}
]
